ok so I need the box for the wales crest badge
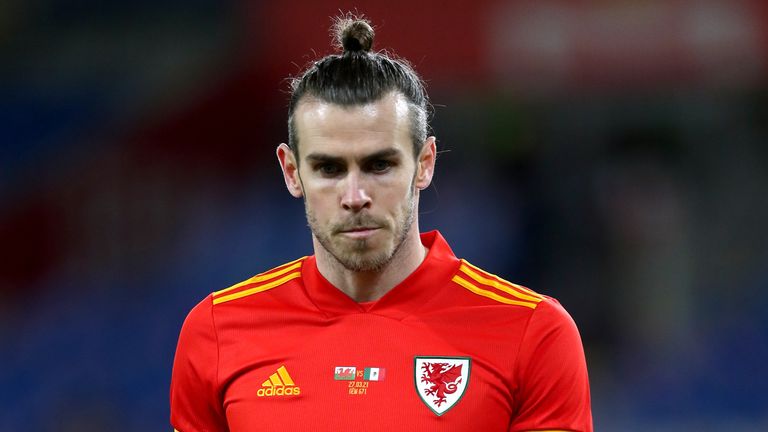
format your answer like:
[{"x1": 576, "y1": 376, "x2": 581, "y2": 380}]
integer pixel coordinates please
[{"x1": 414, "y1": 356, "x2": 471, "y2": 415}]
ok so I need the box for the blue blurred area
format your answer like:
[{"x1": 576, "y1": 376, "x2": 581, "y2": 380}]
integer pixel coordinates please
[
  {"x1": 0, "y1": 86, "x2": 105, "y2": 183},
  {"x1": 1, "y1": 1, "x2": 768, "y2": 430}
]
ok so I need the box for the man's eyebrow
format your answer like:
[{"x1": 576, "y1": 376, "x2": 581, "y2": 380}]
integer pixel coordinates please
[
  {"x1": 360, "y1": 148, "x2": 402, "y2": 163},
  {"x1": 305, "y1": 153, "x2": 344, "y2": 164},
  {"x1": 305, "y1": 148, "x2": 402, "y2": 165}
]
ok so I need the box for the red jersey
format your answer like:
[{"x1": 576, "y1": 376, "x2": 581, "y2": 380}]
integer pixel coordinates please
[{"x1": 170, "y1": 231, "x2": 592, "y2": 431}]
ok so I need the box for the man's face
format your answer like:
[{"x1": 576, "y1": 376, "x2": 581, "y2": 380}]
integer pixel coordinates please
[{"x1": 279, "y1": 93, "x2": 433, "y2": 272}]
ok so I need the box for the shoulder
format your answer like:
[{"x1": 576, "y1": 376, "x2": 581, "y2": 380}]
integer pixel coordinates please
[
  {"x1": 450, "y1": 259, "x2": 546, "y2": 311},
  {"x1": 176, "y1": 256, "x2": 310, "y2": 354},
  {"x1": 209, "y1": 256, "x2": 309, "y2": 306}
]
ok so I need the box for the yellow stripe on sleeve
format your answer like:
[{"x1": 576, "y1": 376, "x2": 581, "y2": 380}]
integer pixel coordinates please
[
  {"x1": 212, "y1": 272, "x2": 302, "y2": 305},
  {"x1": 452, "y1": 275, "x2": 538, "y2": 309},
  {"x1": 462, "y1": 260, "x2": 543, "y2": 298},
  {"x1": 460, "y1": 265, "x2": 543, "y2": 303},
  {"x1": 213, "y1": 258, "x2": 305, "y2": 297}
]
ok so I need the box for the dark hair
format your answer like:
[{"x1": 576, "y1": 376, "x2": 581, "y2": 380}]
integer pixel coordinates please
[{"x1": 287, "y1": 14, "x2": 430, "y2": 158}]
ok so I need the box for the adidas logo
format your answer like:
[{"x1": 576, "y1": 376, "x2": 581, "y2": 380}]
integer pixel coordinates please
[{"x1": 257, "y1": 365, "x2": 301, "y2": 397}]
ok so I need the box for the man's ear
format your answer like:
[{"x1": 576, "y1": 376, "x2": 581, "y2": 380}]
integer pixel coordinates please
[
  {"x1": 415, "y1": 136, "x2": 437, "y2": 190},
  {"x1": 277, "y1": 143, "x2": 304, "y2": 198}
]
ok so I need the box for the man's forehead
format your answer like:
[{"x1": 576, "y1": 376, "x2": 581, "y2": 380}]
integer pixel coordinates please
[
  {"x1": 295, "y1": 92, "x2": 411, "y2": 124},
  {"x1": 293, "y1": 92, "x2": 413, "y2": 159}
]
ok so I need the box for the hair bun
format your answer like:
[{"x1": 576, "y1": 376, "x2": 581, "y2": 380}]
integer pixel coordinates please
[{"x1": 335, "y1": 16, "x2": 374, "y2": 53}]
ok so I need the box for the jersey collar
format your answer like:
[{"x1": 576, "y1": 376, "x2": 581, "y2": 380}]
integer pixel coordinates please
[{"x1": 301, "y1": 230, "x2": 460, "y2": 320}]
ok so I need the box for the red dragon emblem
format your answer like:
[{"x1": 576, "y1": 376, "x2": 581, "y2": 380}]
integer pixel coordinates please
[{"x1": 419, "y1": 362, "x2": 464, "y2": 407}]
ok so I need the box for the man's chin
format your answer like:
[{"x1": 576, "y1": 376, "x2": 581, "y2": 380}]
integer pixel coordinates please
[
  {"x1": 337, "y1": 254, "x2": 390, "y2": 273},
  {"x1": 330, "y1": 243, "x2": 394, "y2": 272}
]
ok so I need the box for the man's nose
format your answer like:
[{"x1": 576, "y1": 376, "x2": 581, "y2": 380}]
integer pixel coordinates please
[{"x1": 340, "y1": 173, "x2": 372, "y2": 211}]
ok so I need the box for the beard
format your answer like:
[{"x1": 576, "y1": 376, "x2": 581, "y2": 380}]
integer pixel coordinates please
[{"x1": 306, "y1": 188, "x2": 416, "y2": 273}]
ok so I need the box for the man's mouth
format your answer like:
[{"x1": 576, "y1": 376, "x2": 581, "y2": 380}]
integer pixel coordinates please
[{"x1": 338, "y1": 226, "x2": 381, "y2": 238}]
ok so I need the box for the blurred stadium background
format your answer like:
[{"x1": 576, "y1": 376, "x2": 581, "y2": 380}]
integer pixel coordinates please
[{"x1": 1, "y1": 0, "x2": 767, "y2": 430}]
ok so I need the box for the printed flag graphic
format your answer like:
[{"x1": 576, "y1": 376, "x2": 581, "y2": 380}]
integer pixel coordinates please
[
  {"x1": 334, "y1": 367, "x2": 356, "y2": 381},
  {"x1": 363, "y1": 367, "x2": 385, "y2": 381}
]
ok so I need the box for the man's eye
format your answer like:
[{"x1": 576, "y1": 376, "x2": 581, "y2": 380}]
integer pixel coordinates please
[
  {"x1": 369, "y1": 160, "x2": 392, "y2": 172},
  {"x1": 318, "y1": 164, "x2": 342, "y2": 176}
]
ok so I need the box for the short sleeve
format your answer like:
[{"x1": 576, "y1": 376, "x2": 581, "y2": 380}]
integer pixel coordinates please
[
  {"x1": 170, "y1": 295, "x2": 229, "y2": 432},
  {"x1": 510, "y1": 298, "x2": 593, "y2": 432}
]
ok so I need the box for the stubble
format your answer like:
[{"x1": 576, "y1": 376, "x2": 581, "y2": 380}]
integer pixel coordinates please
[{"x1": 306, "y1": 187, "x2": 416, "y2": 273}]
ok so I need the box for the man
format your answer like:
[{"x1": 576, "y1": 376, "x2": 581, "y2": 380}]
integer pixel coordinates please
[{"x1": 171, "y1": 16, "x2": 592, "y2": 432}]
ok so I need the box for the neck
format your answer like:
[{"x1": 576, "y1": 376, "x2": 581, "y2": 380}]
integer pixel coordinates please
[{"x1": 313, "y1": 224, "x2": 427, "y2": 302}]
